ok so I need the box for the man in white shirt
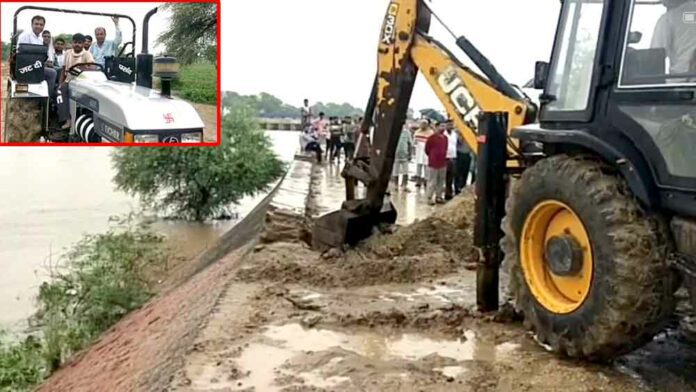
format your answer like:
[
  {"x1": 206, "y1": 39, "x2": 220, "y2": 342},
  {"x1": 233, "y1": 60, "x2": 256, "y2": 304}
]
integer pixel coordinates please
[
  {"x1": 90, "y1": 17, "x2": 122, "y2": 67},
  {"x1": 300, "y1": 99, "x2": 312, "y2": 130},
  {"x1": 651, "y1": 0, "x2": 696, "y2": 75},
  {"x1": 17, "y1": 15, "x2": 57, "y2": 98},
  {"x1": 53, "y1": 38, "x2": 66, "y2": 68},
  {"x1": 444, "y1": 121, "x2": 458, "y2": 200}
]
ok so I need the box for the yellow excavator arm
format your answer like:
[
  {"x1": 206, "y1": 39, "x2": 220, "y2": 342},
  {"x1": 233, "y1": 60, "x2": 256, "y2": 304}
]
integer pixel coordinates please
[
  {"x1": 411, "y1": 34, "x2": 530, "y2": 156},
  {"x1": 373, "y1": 0, "x2": 534, "y2": 158},
  {"x1": 312, "y1": 0, "x2": 536, "y2": 250}
]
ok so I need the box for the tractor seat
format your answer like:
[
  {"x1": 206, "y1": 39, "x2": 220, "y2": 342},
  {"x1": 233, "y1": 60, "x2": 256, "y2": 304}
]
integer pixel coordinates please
[{"x1": 14, "y1": 44, "x2": 48, "y2": 84}]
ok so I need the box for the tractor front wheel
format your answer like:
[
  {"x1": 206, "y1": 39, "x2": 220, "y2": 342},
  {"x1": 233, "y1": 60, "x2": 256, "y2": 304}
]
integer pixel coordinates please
[{"x1": 502, "y1": 154, "x2": 677, "y2": 361}]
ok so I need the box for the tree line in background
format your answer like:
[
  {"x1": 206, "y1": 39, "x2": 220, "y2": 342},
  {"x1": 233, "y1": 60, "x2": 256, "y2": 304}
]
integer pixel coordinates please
[{"x1": 223, "y1": 91, "x2": 364, "y2": 119}]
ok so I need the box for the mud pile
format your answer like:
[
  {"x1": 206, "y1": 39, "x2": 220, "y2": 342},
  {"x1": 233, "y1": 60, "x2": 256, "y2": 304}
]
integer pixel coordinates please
[{"x1": 236, "y1": 192, "x2": 478, "y2": 288}]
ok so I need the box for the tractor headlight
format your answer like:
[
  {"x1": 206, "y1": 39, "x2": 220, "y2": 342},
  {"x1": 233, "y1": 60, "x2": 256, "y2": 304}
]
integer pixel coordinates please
[
  {"x1": 134, "y1": 134, "x2": 159, "y2": 143},
  {"x1": 181, "y1": 132, "x2": 202, "y2": 143}
]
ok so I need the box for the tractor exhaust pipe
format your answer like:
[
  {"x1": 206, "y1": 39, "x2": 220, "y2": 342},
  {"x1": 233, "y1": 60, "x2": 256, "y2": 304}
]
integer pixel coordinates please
[
  {"x1": 141, "y1": 7, "x2": 157, "y2": 55},
  {"x1": 136, "y1": 7, "x2": 158, "y2": 89}
]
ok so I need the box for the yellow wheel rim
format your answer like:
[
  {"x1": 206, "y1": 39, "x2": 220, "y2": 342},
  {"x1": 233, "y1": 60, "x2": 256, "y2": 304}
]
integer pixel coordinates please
[{"x1": 520, "y1": 200, "x2": 593, "y2": 314}]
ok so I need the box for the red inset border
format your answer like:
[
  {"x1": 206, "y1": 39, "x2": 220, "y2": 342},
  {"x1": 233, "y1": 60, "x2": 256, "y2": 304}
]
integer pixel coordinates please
[{"x1": 0, "y1": 0, "x2": 221, "y2": 147}]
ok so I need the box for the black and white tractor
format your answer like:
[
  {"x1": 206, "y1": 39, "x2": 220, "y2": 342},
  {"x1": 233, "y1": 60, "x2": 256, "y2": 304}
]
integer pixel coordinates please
[{"x1": 4, "y1": 6, "x2": 206, "y2": 143}]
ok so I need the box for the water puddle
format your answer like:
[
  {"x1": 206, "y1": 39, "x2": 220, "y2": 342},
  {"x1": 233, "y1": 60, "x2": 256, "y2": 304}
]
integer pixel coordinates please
[
  {"x1": 232, "y1": 323, "x2": 519, "y2": 391},
  {"x1": 379, "y1": 284, "x2": 470, "y2": 304}
]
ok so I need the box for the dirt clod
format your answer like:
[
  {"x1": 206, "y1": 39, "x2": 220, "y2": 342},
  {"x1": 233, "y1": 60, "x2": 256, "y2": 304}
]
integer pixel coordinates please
[{"x1": 236, "y1": 193, "x2": 477, "y2": 288}]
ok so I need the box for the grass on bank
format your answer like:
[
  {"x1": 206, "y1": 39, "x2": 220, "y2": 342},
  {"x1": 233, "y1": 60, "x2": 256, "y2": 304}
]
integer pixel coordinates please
[
  {"x1": 171, "y1": 61, "x2": 217, "y2": 105},
  {"x1": 0, "y1": 219, "x2": 169, "y2": 391}
]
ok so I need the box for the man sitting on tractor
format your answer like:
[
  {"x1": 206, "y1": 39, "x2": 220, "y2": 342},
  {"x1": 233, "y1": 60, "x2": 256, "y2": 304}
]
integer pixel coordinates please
[
  {"x1": 17, "y1": 15, "x2": 57, "y2": 100},
  {"x1": 83, "y1": 35, "x2": 93, "y2": 51},
  {"x1": 56, "y1": 33, "x2": 96, "y2": 129},
  {"x1": 60, "y1": 33, "x2": 96, "y2": 84},
  {"x1": 53, "y1": 38, "x2": 66, "y2": 68},
  {"x1": 41, "y1": 30, "x2": 55, "y2": 69}
]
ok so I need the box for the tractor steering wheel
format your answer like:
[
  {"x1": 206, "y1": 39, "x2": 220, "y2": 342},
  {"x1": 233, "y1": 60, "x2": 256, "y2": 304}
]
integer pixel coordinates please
[{"x1": 68, "y1": 62, "x2": 105, "y2": 77}]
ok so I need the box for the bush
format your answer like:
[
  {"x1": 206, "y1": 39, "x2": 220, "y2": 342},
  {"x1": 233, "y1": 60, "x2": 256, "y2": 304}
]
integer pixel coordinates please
[
  {"x1": 112, "y1": 108, "x2": 285, "y2": 221},
  {"x1": 35, "y1": 219, "x2": 168, "y2": 369},
  {"x1": 0, "y1": 219, "x2": 168, "y2": 390},
  {"x1": 171, "y1": 62, "x2": 216, "y2": 105},
  {"x1": 0, "y1": 333, "x2": 45, "y2": 392}
]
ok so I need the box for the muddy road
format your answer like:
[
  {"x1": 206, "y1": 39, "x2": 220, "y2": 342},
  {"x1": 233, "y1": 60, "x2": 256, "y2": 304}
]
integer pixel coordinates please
[
  {"x1": 34, "y1": 164, "x2": 696, "y2": 391},
  {"x1": 167, "y1": 191, "x2": 696, "y2": 392}
]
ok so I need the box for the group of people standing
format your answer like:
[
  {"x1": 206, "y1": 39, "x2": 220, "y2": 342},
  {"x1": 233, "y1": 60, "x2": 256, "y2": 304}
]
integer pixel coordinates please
[
  {"x1": 393, "y1": 119, "x2": 475, "y2": 205},
  {"x1": 299, "y1": 100, "x2": 475, "y2": 206},
  {"x1": 299, "y1": 99, "x2": 363, "y2": 164}
]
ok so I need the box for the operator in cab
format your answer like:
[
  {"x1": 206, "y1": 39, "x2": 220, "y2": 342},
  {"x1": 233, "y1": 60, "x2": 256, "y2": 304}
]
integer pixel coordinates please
[{"x1": 651, "y1": 0, "x2": 696, "y2": 75}]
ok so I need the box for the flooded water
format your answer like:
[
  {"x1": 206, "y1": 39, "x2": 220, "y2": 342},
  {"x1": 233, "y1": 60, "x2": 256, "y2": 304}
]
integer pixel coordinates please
[
  {"x1": 0, "y1": 131, "x2": 299, "y2": 330},
  {"x1": 314, "y1": 162, "x2": 438, "y2": 225}
]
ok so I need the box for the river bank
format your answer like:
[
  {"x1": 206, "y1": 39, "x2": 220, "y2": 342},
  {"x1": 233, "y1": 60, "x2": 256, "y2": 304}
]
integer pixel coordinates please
[
  {"x1": 32, "y1": 156, "x2": 696, "y2": 391},
  {"x1": 0, "y1": 131, "x2": 298, "y2": 332}
]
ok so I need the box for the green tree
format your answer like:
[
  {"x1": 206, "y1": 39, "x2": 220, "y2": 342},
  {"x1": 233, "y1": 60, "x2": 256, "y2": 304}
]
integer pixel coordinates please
[
  {"x1": 223, "y1": 91, "x2": 364, "y2": 119},
  {"x1": 157, "y1": 3, "x2": 217, "y2": 65},
  {"x1": 111, "y1": 109, "x2": 284, "y2": 221},
  {"x1": 53, "y1": 34, "x2": 73, "y2": 46}
]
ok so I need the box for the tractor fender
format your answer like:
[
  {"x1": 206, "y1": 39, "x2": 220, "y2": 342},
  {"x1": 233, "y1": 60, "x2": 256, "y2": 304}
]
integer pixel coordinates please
[{"x1": 512, "y1": 124, "x2": 659, "y2": 208}]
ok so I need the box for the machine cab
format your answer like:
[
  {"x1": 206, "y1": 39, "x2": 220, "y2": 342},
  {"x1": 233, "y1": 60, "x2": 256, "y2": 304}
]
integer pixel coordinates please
[{"x1": 526, "y1": 0, "x2": 696, "y2": 216}]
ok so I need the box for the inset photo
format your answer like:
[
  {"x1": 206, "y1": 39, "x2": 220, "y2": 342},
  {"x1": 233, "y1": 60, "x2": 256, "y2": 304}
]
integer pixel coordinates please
[{"x1": 1, "y1": 1, "x2": 220, "y2": 145}]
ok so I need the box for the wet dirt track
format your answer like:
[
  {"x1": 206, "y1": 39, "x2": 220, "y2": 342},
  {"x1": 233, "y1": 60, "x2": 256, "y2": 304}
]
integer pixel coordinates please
[
  {"x1": 35, "y1": 160, "x2": 696, "y2": 391},
  {"x1": 169, "y1": 163, "x2": 696, "y2": 392}
]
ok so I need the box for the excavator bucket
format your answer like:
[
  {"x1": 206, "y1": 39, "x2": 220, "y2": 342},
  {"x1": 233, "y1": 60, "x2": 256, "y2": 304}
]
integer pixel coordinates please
[{"x1": 312, "y1": 200, "x2": 397, "y2": 250}]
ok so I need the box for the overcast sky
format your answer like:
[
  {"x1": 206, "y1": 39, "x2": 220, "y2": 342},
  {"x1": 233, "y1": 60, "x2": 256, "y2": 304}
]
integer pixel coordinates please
[
  {"x1": 2, "y1": 2, "x2": 170, "y2": 55},
  {"x1": 224, "y1": 0, "x2": 561, "y2": 112}
]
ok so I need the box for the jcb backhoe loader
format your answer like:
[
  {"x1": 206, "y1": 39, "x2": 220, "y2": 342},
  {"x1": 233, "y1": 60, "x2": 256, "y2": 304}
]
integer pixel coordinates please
[{"x1": 313, "y1": 0, "x2": 696, "y2": 361}]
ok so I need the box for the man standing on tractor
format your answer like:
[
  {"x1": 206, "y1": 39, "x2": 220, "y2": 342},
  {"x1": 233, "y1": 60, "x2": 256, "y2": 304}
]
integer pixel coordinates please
[
  {"x1": 651, "y1": 0, "x2": 696, "y2": 75},
  {"x1": 17, "y1": 15, "x2": 57, "y2": 99},
  {"x1": 90, "y1": 17, "x2": 122, "y2": 67}
]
